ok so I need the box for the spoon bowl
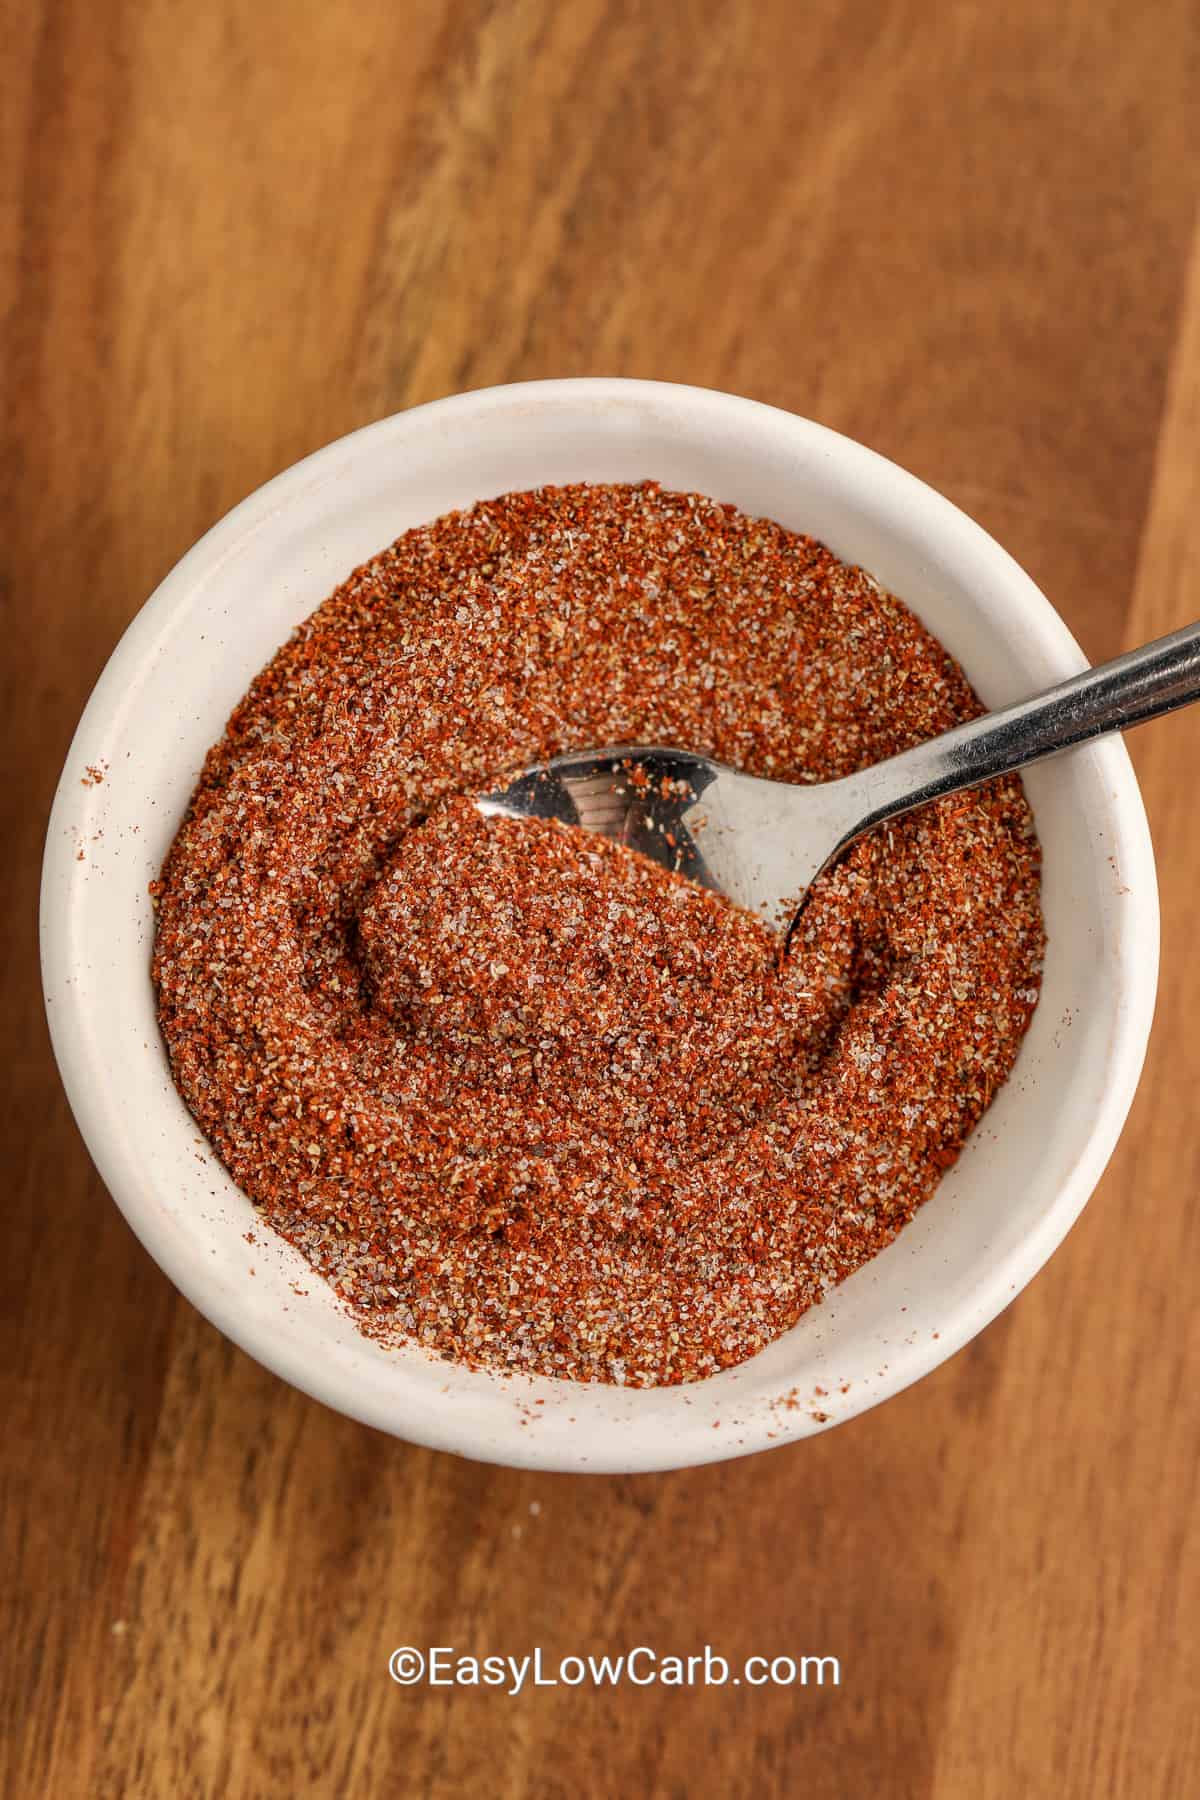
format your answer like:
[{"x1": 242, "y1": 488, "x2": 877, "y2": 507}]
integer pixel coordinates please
[{"x1": 478, "y1": 746, "x2": 854, "y2": 928}]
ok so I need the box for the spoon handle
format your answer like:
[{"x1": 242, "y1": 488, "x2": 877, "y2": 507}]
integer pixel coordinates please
[{"x1": 841, "y1": 619, "x2": 1200, "y2": 836}]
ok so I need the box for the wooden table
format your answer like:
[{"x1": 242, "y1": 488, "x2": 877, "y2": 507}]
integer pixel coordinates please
[{"x1": 5, "y1": 4, "x2": 1198, "y2": 1794}]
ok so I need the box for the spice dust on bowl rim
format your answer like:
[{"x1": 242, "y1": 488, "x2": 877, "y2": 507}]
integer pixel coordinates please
[{"x1": 40, "y1": 379, "x2": 1158, "y2": 1472}]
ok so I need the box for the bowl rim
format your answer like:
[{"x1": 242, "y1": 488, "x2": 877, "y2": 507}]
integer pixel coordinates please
[{"x1": 40, "y1": 377, "x2": 1160, "y2": 1470}]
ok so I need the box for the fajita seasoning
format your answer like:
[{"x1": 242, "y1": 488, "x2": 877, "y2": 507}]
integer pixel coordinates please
[{"x1": 152, "y1": 482, "x2": 1044, "y2": 1385}]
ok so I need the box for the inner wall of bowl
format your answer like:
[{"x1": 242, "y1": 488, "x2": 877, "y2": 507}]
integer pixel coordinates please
[{"x1": 45, "y1": 385, "x2": 1145, "y2": 1469}]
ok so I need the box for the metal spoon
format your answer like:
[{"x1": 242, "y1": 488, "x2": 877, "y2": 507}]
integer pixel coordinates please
[{"x1": 477, "y1": 620, "x2": 1200, "y2": 934}]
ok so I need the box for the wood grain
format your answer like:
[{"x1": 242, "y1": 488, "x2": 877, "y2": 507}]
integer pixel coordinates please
[{"x1": 3, "y1": 3, "x2": 1198, "y2": 1795}]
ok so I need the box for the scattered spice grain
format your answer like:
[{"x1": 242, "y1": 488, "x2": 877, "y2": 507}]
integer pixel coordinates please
[{"x1": 153, "y1": 482, "x2": 1044, "y2": 1386}]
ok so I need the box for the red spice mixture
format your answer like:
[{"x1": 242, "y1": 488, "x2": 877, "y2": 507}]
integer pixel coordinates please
[{"x1": 153, "y1": 482, "x2": 1044, "y2": 1385}]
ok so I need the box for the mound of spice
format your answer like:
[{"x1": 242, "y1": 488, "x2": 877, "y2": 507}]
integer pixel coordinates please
[{"x1": 152, "y1": 482, "x2": 1044, "y2": 1386}]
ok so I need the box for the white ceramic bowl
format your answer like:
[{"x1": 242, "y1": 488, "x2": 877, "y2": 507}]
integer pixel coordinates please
[{"x1": 41, "y1": 379, "x2": 1158, "y2": 1472}]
